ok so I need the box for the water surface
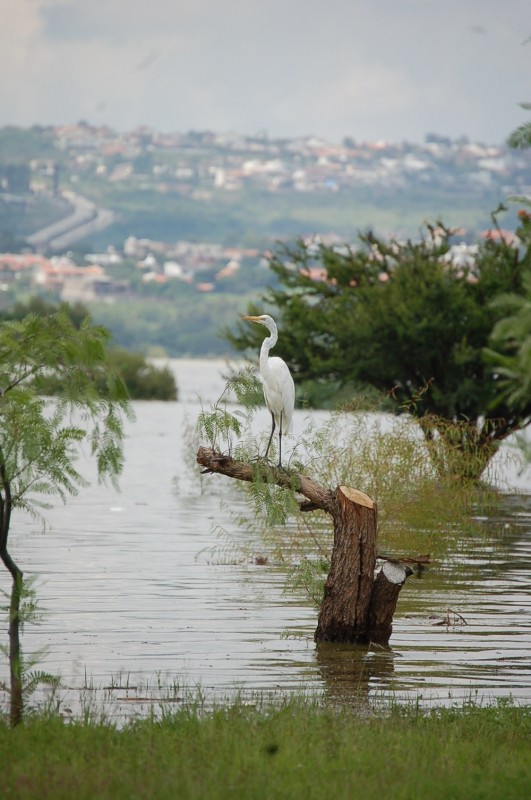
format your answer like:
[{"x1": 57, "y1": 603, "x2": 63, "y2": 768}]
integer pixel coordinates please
[{"x1": 1, "y1": 359, "x2": 530, "y2": 718}]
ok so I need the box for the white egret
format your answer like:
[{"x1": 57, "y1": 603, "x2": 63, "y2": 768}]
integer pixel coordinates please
[{"x1": 243, "y1": 314, "x2": 295, "y2": 468}]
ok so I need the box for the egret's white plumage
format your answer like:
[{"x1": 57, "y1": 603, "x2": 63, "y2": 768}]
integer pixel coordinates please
[{"x1": 243, "y1": 314, "x2": 295, "y2": 467}]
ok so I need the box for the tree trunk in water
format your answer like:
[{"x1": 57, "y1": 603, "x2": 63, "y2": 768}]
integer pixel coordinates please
[
  {"x1": 367, "y1": 561, "x2": 413, "y2": 644},
  {"x1": 314, "y1": 487, "x2": 377, "y2": 643},
  {"x1": 0, "y1": 546, "x2": 23, "y2": 726},
  {"x1": 196, "y1": 447, "x2": 412, "y2": 646},
  {"x1": 1, "y1": 462, "x2": 24, "y2": 726}
]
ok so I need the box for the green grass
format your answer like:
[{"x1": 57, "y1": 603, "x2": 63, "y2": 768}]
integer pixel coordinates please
[{"x1": 1, "y1": 699, "x2": 529, "y2": 799}]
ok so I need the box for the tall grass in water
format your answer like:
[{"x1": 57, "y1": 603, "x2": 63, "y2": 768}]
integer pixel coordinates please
[{"x1": 0, "y1": 698, "x2": 529, "y2": 799}]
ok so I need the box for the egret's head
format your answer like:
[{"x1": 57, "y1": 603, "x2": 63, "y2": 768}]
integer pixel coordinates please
[
  {"x1": 242, "y1": 314, "x2": 279, "y2": 345},
  {"x1": 242, "y1": 314, "x2": 273, "y2": 327}
]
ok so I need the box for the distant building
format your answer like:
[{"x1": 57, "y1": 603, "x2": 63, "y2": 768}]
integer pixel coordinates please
[
  {"x1": 163, "y1": 260, "x2": 185, "y2": 278},
  {"x1": 85, "y1": 247, "x2": 122, "y2": 266},
  {"x1": 61, "y1": 274, "x2": 129, "y2": 303},
  {"x1": 0, "y1": 253, "x2": 50, "y2": 283}
]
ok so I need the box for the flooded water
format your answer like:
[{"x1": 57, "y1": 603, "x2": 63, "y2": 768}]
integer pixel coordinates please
[{"x1": 1, "y1": 359, "x2": 530, "y2": 718}]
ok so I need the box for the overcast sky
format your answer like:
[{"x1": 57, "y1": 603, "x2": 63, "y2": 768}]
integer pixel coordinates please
[{"x1": 2, "y1": 0, "x2": 530, "y2": 145}]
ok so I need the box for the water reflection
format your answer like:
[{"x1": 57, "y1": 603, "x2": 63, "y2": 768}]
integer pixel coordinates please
[
  {"x1": 315, "y1": 642, "x2": 397, "y2": 708},
  {"x1": 0, "y1": 358, "x2": 530, "y2": 719}
]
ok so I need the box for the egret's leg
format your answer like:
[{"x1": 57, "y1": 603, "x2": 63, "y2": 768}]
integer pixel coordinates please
[
  {"x1": 264, "y1": 411, "x2": 276, "y2": 459},
  {"x1": 278, "y1": 411, "x2": 283, "y2": 468}
]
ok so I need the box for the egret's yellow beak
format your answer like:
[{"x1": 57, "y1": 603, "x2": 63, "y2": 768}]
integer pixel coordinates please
[{"x1": 243, "y1": 315, "x2": 260, "y2": 322}]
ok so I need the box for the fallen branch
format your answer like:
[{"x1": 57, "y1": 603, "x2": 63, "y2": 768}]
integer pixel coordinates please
[{"x1": 377, "y1": 553, "x2": 432, "y2": 565}]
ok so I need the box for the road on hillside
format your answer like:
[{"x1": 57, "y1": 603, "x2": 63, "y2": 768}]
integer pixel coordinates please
[{"x1": 27, "y1": 191, "x2": 117, "y2": 251}]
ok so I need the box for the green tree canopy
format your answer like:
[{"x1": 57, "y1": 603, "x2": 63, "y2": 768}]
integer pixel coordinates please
[{"x1": 228, "y1": 212, "x2": 531, "y2": 478}]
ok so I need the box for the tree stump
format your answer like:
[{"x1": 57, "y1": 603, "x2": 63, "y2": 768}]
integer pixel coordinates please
[
  {"x1": 314, "y1": 486, "x2": 377, "y2": 643},
  {"x1": 196, "y1": 447, "x2": 413, "y2": 645},
  {"x1": 367, "y1": 561, "x2": 413, "y2": 644}
]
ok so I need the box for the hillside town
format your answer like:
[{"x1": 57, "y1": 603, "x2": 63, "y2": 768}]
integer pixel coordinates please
[
  {"x1": 20, "y1": 122, "x2": 531, "y2": 200},
  {"x1": 1, "y1": 122, "x2": 531, "y2": 305},
  {"x1": 0, "y1": 240, "x2": 263, "y2": 302}
]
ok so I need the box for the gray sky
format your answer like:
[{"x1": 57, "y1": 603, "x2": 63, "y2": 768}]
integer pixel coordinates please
[{"x1": 2, "y1": 0, "x2": 530, "y2": 144}]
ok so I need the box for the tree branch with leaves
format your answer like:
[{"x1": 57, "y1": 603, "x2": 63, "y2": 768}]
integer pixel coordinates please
[{"x1": 0, "y1": 308, "x2": 132, "y2": 725}]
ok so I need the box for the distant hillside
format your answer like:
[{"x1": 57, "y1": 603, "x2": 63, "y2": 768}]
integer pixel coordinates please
[
  {"x1": 0, "y1": 125, "x2": 59, "y2": 162},
  {"x1": 1, "y1": 123, "x2": 529, "y2": 251}
]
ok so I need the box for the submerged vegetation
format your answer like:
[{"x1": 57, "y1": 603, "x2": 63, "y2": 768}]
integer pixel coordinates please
[{"x1": 196, "y1": 371, "x2": 514, "y2": 608}]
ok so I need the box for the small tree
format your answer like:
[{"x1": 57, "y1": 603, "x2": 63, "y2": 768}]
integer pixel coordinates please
[
  {"x1": 0, "y1": 309, "x2": 131, "y2": 725},
  {"x1": 228, "y1": 213, "x2": 531, "y2": 479}
]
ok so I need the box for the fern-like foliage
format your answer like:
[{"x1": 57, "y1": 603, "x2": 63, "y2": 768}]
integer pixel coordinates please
[
  {"x1": 196, "y1": 366, "x2": 262, "y2": 456},
  {"x1": 507, "y1": 122, "x2": 531, "y2": 150},
  {"x1": 507, "y1": 101, "x2": 531, "y2": 150},
  {"x1": 0, "y1": 309, "x2": 133, "y2": 525},
  {"x1": 485, "y1": 268, "x2": 531, "y2": 415},
  {"x1": 197, "y1": 367, "x2": 308, "y2": 533},
  {"x1": 248, "y1": 461, "x2": 301, "y2": 528},
  {"x1": 507, "y1": 103, "x2": 531, "y2": 205},
  {"x1": 0, "y1": 636, "x2": 60, "y2": 704}
]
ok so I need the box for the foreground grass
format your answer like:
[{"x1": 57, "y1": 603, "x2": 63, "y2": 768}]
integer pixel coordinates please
[{"x1": 1, "y1": 700, "x2": 529, "y2": 799}]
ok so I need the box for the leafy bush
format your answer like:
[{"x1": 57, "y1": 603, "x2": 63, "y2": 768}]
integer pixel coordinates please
[{"x1": 1, "y1": 299, "x2": 178, "y2": 400}]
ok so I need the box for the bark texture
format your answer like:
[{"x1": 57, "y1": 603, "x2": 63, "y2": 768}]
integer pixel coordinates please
[
  {"x1": 314, "y1": 486, "x2": 377, "y2": 643},
  {"x1": 367, "y1": 561, "x2": 413, "y2": 644}
]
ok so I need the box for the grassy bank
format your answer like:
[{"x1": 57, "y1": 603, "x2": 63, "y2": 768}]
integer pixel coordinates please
[{"x1": 1, "y1": 699, "x2": 529, "y2": 799}]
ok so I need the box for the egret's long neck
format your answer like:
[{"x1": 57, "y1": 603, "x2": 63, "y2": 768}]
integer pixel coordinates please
[{"x1": 259, "y1": 327, "x2": 277, "y2": 378}]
